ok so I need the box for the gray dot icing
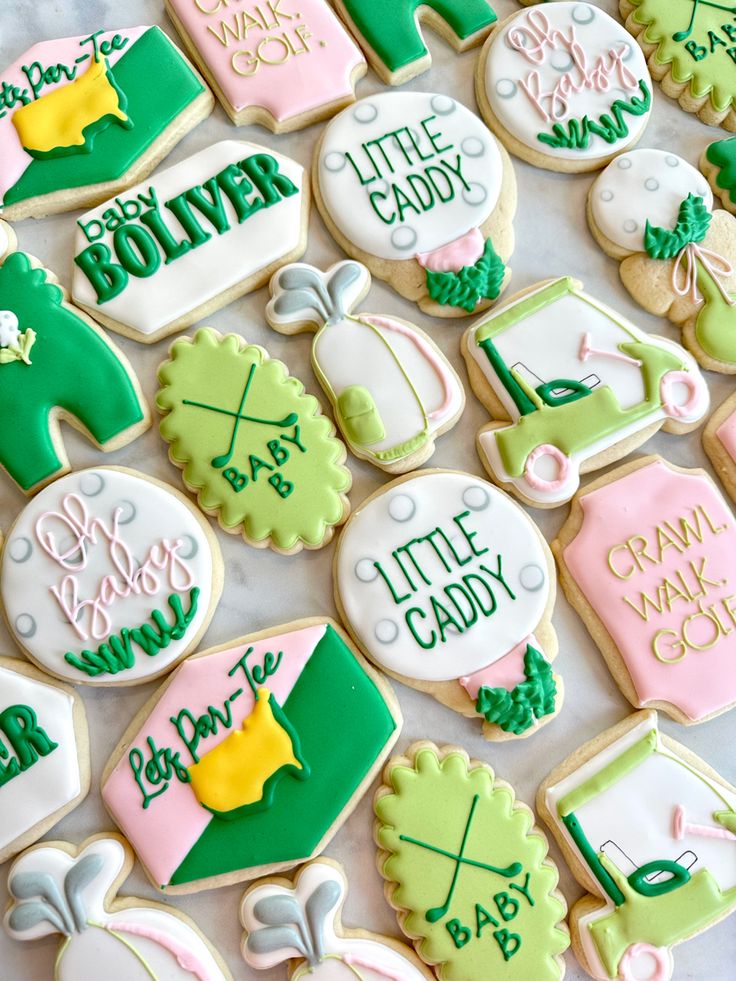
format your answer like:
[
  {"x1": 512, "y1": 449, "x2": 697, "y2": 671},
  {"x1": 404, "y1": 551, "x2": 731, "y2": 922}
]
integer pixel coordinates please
[
  {"x1": 79, "y1": 471, "x2": 105, "y2": 496},
  {"x1": 375, "y1": 619, "x2": 399, "y2": 644},
  {"x1": 645, "y1": 178, "x2": 659, "y2": 191},
  {"x1": 178, "y1": 534, "x2": 199, "y2": 560},
  {"x1": 355, "y1": 558, "x2": 378, "y2": 582},
  {"x1": 390, "y1": 226, "x2": 417, "y2": 252},
  {"x1": 117, "y1": 500, "x2": 137, "y2": 525},
  {"x1": 462, "y1": 183, "x2": 487, "y2": 207},
  {"x1": 353, "y1": 102, "x2": 377, "y2": 123},
  {"x1": 323, "y1": 151, "x2": 346, "y2": 172},
  {"x1": 617, "y1": 157, "x2": 633, "y2": 170},
  {"x1": 462, "y1": 486, "x2": 490, "y2": 511},
  {"x1": 600, "y1": 190, "x2": 614, "y2": 202},
  {"x1": 572, "y1": 3, "x2": 596, "y2": 23},
  {"x1": 430, "y1": 94, "x2": 455, "y2": 115},
  {"x1": 8, "y1": 537, "x2": 33, "y2": 563},
  {"x1": 519, "y1": 564, "x2": 545, "y2": 592},
  {"x1": 461, "y1": 137, "x2": 485, "y2": 158},
  {"x1": 388, "y1": 493, "x2": 416, "y2": 522},
  {"x1": 16, "y1": 614, "x2": 37, "y2": 638},
  {"x1": 495, "y1": 79, "x2": 517, "y2": 99}
]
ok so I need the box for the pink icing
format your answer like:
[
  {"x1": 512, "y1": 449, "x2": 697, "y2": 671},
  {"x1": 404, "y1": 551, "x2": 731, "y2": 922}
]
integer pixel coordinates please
[
  {"x1": 671, "y1": 241, "x2": 735, "y2": 305},
  {"x1": 460, "y1": 636, "x2": 533, "y2": 699},
  {"x1": 524, "y1": 444, "x2": 571, "y2": 492},
  {"x1": 563, "y1": 460, "x2": 736, "y2": 721},
  {"x1": 361, "y1": 314, "x2": 456, "y2": 420},
  {"x1": 102, "y1": 622, "x2": 326, "y2": 886},
  {"x1": 167, "y1": 0, "x2": 364, "y2": 121},
  {"x1": 716, "y1": 408, "x2": 736, "y2": 461},
  {"x1": 579, "y1": 331, "x2": 641, "y2": 367},
  {"x1": 416, "y1": 228, "x2": 484, "y2": 273},
  {"x1": 672, "y1": 804, "x2": 736, "y2": 842},
  {"x1": 659, "y1": 370, "x2": 702, "y2": 420},
  {"x1": 107, "y1": 921, "x2": 214, "y2": 981},
  {"x1": 618, "y1": 943, "x2": 670, "y2": 981},
  {"x1": 343, "y1": 953, "x2": 411, "y2": 981},
  {"x1": 0, "y1": 28, "x2": 147, "y2": 202}
]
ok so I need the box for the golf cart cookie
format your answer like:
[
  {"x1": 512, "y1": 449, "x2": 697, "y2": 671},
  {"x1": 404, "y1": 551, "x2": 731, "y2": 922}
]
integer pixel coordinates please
[
  {"x1": 266, "y1": 260, "x2": 465, "y2": 473},
  {"x1": 476, "y1": 4, "x2": 653, "y2": 173},
  {"x1": 241, "y1": 859, "x2": 433, "y2": 980},
  {"x1": 539, "y1": 711, "x2": 736, "y2": 981},
  {"x1": 166, "y1": 0, "x2": 366, "y2": 131},
  {"x1": 622, "y1": 0, "x2": 736, "y2": 130},
  {"x1": 589, "y1": 148, "x2": 736, "y2": 374},
  {"x1": 333, "y1": 0, "x2": 498, "y2": 86},
  {"x1": 72, "y1": 140, "x2": 309, "y2": 344},
  {"x1": 704, "y1": 390, "x2": 736, "y2": 502},
  {"x1": 374, "y1": 742, "x2": 569, "y2": 980},
  {"x1": 0, "y1": 658, "x2": 89, "y2": 865},
  {"x1": 313, "y1": 91, "x2": 516, "y2": 318},
  {"x1": 554, "y1": 455, "x2": 736, "y2": 725},
  {"x1": 102, "y1": 618, "x2": 400, "y2": 894},
  {"x1": 156, "y1": 328, "x2": 351, "y2": 554},
  {"x1": 4, "y1": 835, "x2": 232, "y2": 981},
  {"x1": 0, "y1": 221, "x2": 150, "y2": 496},
  {"x1": 0, "y1": 27, "x2": 213, "y2": 220},
  {"x1": 0, "y1": 467, "x2": 222, "y2": 687},
  {"x1": 461, "y1": 276, "x2": 710, "y2": 508},
  {"x1": 334, "y1": 470, "x2": 562, "y2": 741}
]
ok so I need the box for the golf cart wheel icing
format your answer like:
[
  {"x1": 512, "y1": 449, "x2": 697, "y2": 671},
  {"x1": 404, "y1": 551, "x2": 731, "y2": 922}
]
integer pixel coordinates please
[
  {"x1": 524, "y1": 444, "x2": 574, "y2": 495},
  {"x1": 660, "y1": 370, "x2": 703, "y2": 420},
  {"x1": 619, "y1": 942, "x2": 673, "y2": 981}
]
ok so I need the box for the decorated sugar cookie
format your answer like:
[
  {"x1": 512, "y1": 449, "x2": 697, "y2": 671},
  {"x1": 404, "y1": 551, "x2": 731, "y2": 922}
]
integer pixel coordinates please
[
  {"x1": 701, "y1": 135, "x2": 736, "y2": 212},
  {"x1": 704, "y1": 391, "x2": 736, "y2": 502},
  {"x1": 5, "y1": 835, "x2": 232, "y2": 980},
  {"x1": 375, "y1": 742, "x2": 569, "y2": 980},
  {"x1": 334, "y1": 470, "x2": 562, "y2": 740},
  {"x1": 0, "y1": 467, "x2": 221, "y2": 686},
  {"x1": 157, "y1": 328, "x2": 351, "y2": 553},
  {"x1": 554, "y1": 455, "x2": 736, "y2": 725},
  {"x1": 333, "y1": 0, "x2": 497, "y2": 86},
  {"x1": 313, "y1": 91, "x2": 516, "y2": 318},
  {"x1": 242, "y1": 859, "x2": 433, "y2": 980},
  {"x1": 266, "y1": 261, "x2": 465, "y2": 473},
  {"x1": 0, "y1": 222, "x2": 149, "y2": 495},
  {"x1": 589, "y1": 148, "x2": 736, "y2": 374},
  {"x1": 102, "y1": 618, "x2": 400, "y2": 893},
  {"x1": 476, "y1": 4, "x2": 653, "y2": 173},
  {"x1": 0, "y1": 27, "x2": 213, "y2": 220},
  {"x1": 622, "y1": 0, "x2": 736, "y2": 130},
  {"x1": 461, "y1": 276, "x2": 710, "y2": 508},
  {"x1": 539, "y1": 711, "x2": 736, "y2": 981},
  {"x1": 166, "y1": 0, "x2": 366, "y2": 130},
  {"x1": 0, "y1": 658, "x2": 89, "y2": 865},
  {"x1": 73, "y1": 140, "x2": 308, "y2": 343}
]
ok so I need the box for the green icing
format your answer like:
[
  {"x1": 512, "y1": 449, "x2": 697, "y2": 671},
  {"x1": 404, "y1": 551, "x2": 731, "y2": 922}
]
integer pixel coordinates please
[
  {"x1": 715, "y1": 808, "x2": 736, "y2": 833},
  {"x1": 156, "y1": 329, "x2": 350, "y2": 552},
  {"x1": 0, "y1": 704, "x2": 58, "y2": 788},
  {"x1": 557, "y1": 732, "x2": 658, "y2": 818},
  {"x1": 475, "y1": 645, "x2": 557, "y2": 735},
  {"x1": 644, "y1": 194, "x2": 711, "y2": 259},
  {"x1": 340, "y1": 0, "x2": 497, "y2": 74},
  {"x1": 336, "y1": 385, "x2": 386, "y2": 445},
  {"x1": 629, "y1": 0, "x2": 736, "y2": 114},
  {"x1": 0, "y1": 251, "x2": 146, "y2": 492},
  {"x1": 537, "y1": 80, "x2": 651, "y2": 151},
  {"x1": 425, "y1": 238, "x2": 505, "y2": 313},
  {"x1": 375, "y1": 748, "x2": 568, "y2": 981},
  {"x1": 170, "y1": 624, "x2": 397, "y2": 886},
  {"x1": 706, "y1": 137, "x2": 736, "y2": 204},
  {"x1": 4, "y1": 27, "x2": 206, "y2": 208}
]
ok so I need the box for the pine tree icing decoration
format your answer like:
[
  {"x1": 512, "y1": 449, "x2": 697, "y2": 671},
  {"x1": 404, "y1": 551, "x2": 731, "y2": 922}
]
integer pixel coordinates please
[{"x1": 475, "y1": 645, "x2": 557, "y2": 736}]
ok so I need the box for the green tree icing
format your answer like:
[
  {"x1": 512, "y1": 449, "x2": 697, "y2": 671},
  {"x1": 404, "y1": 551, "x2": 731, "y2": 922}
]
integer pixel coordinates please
[
  {"x1": 537, "y1": 81, "x2": 651, "y2": 150},
  {"x1": 643, "y1": 193, "x2": 711, "y2": 259},
  {"x1": 425, "y1": 238, "x2": 505, "y2": 312},
  {"x1": 706, "y1": 137, "x2": 736, "y2": 205},
  {"x1": 475, "y1": 646, "x2": 557, "y2": 735}
]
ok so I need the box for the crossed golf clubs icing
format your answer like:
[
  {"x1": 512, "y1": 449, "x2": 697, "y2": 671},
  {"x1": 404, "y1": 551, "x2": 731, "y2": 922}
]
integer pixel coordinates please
[
  {"x1": 672, "y1": 0, "x2": 736, "y2": 42},
  {"x1": 399, "y1": 794, "x2": 523, "y2": 923},
  {"x1": 183, "y1": 362, "x2": 299, "y2": 469}
]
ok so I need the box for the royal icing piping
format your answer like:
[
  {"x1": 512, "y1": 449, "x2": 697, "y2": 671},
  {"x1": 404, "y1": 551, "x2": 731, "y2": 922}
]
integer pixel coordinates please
[
  {"x1": 266, "y1": 261, "x2": 464, "y2": 469},
  {"x1": 0, "y1": 27, "x2": 207, "y2": 212},
  {"x1": 167, "y1": 0, "x2": 365, "y2": 123},
  {"x1": 1, "y1": 468, "x2": 218, "y2": 685},
  {"x1": 242, "y1": 860, "x2": 427, "y2": 980},
  {"x1": 72, "y1": 140, "x2": 306, "y2": 340},
  {"x1": 102, "y1": 620, "x2": 398, "y2": 890},
  {"x1": 544, "y1": 713, "x2": 736, "y2": 981},
  {"x1": 4, "y1": 837, "x2": 228, "y2": 980},
  {"x1": 482, "y1": 3, "x2": 652, "y2": 162},
  {"x1": 464, "y1": 276, "x2": 710, "y2": 506}
]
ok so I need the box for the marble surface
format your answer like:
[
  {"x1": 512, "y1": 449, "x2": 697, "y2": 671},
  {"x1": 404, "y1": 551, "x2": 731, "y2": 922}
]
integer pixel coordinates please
[{"x1": 0, "y1": 1, "x2": 735, "y2": 979}]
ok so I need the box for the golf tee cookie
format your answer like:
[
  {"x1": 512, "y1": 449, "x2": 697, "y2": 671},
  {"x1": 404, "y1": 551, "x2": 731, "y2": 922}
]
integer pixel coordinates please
[
  {"x1": 554, "y1": 455, "x2": 736, "y2": 725},
  {"x1": 0, "y1": 658, "x2": 89, "y2": 865},
  {"x1": 241, "y1": 858, "x2": 433, "y2": 980},
  {"x1": 589, "y1": 148, "x2": 736, "y2": 374},
  {"x1": 539, "y1": 711, "x2": 736, "y2": 981},
  {"x1": 476, "y1": 4, "x2": 653, "y2": 173},
  {"x1": 1, "y1": 467, "x2": 221, "y2": 686},
  {"x1": 334, "y1": 469, "x2": 562, "y2": 740},
  {"x1": 5, "y1": 835, "x2": 232, "y2": 980},
  {"x1": 0, "y1": 223, "x2": 150, "y2": 495},
  {"x1": 313, "y1": 91, "x2": 516, "y2": 318},
  {"x1": 374, "y1": 742, "x2": 569, "y2": 980},
  {"x1": 267, "y1": 260, "x2": 465, "y2": 473},
  {"x1": 166, "y1": 0, "x2": 366, "y2": 131},
  {"x1": 0, "y1": 27, "x2": 213, "y2": 220},
  {"x1": 157, "y1": 328, "x2": 351, "y2": 553},
  {"x1": 102, "y1": 618, "x2": 400, "y2": 893},
  {"x1": 333, "y1": 0, "x2": 498, "y2": 86},
  {"x1": 72, "y1": 140, "x2": 309, "y2": 343},
  {"x1": 462, "y1": 276, "x2": 710, "y2": 508}
]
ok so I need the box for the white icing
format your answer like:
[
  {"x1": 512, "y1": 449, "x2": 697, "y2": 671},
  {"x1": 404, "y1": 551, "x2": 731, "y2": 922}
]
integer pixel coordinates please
[
  {"x1": 72, "y1": 140, "x2": 305, "y2": 339},
  {"x1": 317, "y1": 92, "x2": 503, "y2": 260},
  {"x1": 1, "y1": 468, "x2": 218, "y2": 685},
  {"x1": 591, "y1": 149, "x2": 713, "y2": 253},
  {"x1": 335, "y1": 470, "x2": 550, "y2": 681},
  {"x1": 0, "y1": 665, "x2": 81, "y2": 855},
  {"x1": 465, "y1": 278, "x2": 710, "y2": 505},
  {"x1": 0, "y1": 221, "x2": 10, "y2": 260},
  {"x1": 483, "y1": 2, "x2": 652, "y2": 163}
]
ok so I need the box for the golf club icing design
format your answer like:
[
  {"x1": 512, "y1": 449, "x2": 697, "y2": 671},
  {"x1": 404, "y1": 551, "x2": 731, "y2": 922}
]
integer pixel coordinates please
[{"x1": 266, "y1": 260, "x2": 464, "y2": 472}]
